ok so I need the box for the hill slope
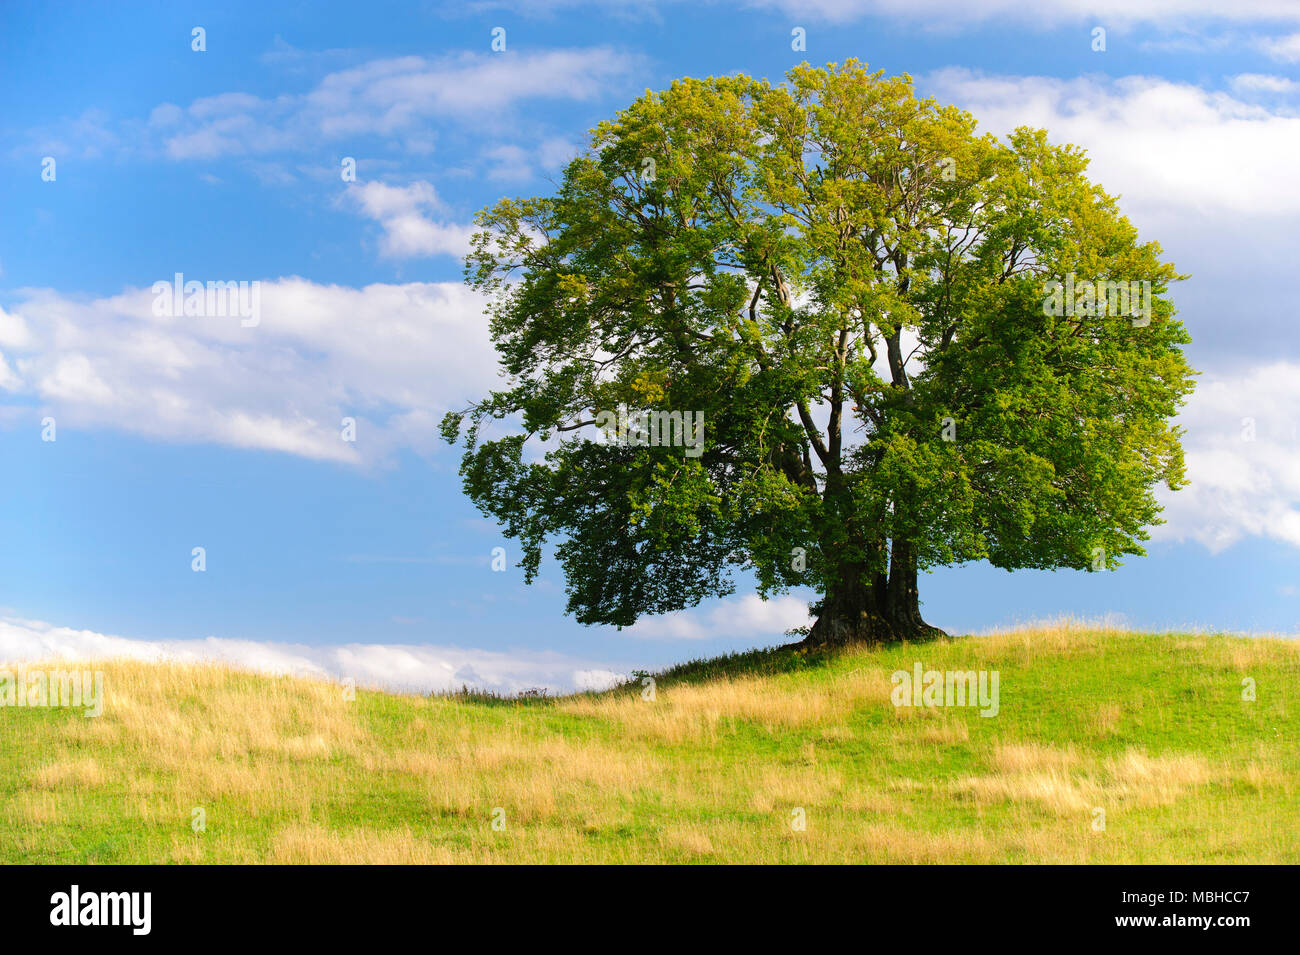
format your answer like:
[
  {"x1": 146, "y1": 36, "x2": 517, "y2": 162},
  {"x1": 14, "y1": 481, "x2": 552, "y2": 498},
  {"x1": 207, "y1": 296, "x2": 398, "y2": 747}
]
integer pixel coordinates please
[{"x1": 1, "y1": 624, "x2": 1296, "y2": 863}]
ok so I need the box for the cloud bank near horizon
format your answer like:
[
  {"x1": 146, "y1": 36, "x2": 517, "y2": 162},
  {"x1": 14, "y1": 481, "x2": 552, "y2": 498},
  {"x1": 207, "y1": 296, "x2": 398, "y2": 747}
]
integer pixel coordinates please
[{"x1": 0, "y1": 615, "x2": 628, "y2": 696}]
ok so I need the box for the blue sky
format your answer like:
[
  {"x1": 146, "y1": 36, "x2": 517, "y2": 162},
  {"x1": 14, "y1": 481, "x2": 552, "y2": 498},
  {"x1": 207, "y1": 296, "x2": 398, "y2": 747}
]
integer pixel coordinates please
[{"x1": 3, "y1": 0, "x2": 1300, "y2": 692}]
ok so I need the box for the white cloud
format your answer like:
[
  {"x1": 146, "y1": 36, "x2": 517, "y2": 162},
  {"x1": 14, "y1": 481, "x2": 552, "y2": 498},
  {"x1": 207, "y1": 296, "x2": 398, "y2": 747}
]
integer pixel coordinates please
[
  {"x1": 1230, "y1": 73, "x2": 1300, "y2": 94},
  {"x1": 538, "y1": 136, "x2": 580, "y2": 171},
  {"x1": 0, "y1": 279, "x2": 500, "y2": 464},
  {"x1": 348, "y1": 180, "x2": 441, "y2": 219},
  {"x1": 1260, "y1": 31, "x2": 1300, "y2": 61},
  {"x1": 346, "y1": 180, "x2": 476, "y2": 259},
  {"x1": 0, "y1": 353, "x2": 19, "y2": 392},
  {"x1": 0, "y1": 616, "x2": 627, "y2": 695},
  {"x1": 1154, "y1": 363, "x2": 1300, "y2": 552},
  {"x1": 153, "y1": 49, "x2": 641, "y2": 159},
  {"x1": 628, "y1": 594, "x2": 811, "y2": 639},
  {"x1": 482, "y1": 137, "x2": 581, "y2": 182},
  {"x1": 0, "y1": 305, "x2": 32, "y2": 348},
  {"x1": 484, "y1": 144, "x2": 537, "y2": 182},
  {"x1": 924, "y1": 69, "x2": 1300, "y2": 222}
]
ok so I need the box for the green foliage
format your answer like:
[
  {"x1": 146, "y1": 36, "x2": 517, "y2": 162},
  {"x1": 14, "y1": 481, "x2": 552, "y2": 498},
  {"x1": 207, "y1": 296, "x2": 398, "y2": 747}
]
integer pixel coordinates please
[{"x1": 443, "y1": 60, "x2": 1194, "y2": 628}]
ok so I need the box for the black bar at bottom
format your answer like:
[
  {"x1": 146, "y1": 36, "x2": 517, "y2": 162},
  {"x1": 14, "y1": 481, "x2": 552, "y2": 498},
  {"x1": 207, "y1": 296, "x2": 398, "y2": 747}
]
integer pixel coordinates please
[{"x1": 0, "y1": 864, "x2": 1287, "y2": 942}]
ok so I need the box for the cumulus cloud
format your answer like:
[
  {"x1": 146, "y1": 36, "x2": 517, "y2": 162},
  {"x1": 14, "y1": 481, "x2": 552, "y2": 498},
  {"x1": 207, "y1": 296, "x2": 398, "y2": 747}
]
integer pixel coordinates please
[
  {"x1": 0, "y1": 279, "x2": 500, "y2": 464},
  {"x1": 0, "y1": 616, "x2": 627, "y2": 695},
  {"x1": 345, "y1": 180, "x2": 476, "y2": 259},
  {"x1": 627, "y1": 594, "x2": 812, "y2": 639},
  {"x1": 1154, "y1": 363, "x2": 1300, "y2": 552},
  {"x1": 923, "y1": 69, "x2": 1300, "y2": 221}
]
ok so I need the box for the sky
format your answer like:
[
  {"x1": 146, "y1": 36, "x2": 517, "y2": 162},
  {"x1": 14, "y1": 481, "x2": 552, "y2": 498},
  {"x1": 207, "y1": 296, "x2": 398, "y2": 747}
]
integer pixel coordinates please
[{"x1": 2, "y1": 0, "x2": 1300, "y2": 694}]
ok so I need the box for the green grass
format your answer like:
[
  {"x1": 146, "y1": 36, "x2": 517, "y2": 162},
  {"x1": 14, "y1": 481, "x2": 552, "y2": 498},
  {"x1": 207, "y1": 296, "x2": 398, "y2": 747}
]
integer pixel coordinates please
[{"x1": 1, "y1": 623, "x2": 1295, "y2": 863}]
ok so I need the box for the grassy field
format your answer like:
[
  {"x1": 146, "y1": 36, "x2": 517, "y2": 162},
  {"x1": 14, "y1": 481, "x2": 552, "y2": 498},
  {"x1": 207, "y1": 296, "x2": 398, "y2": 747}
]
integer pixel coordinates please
[{"x1": 1, "y1": 622, "x2": 1295, "y2": 863}]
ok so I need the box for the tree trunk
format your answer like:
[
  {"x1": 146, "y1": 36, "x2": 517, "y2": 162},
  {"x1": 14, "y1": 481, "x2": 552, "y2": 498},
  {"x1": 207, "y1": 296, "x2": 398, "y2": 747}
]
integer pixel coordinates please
[
  {"x1": 884, "y1": 538, "x2": 947, "y2": 641},
  {"x1": 804, "y1": 562, "x2": 895, "y2": 646},
  {"x1": 803, "y1": 541, "x2": 946, "y2": 648}
]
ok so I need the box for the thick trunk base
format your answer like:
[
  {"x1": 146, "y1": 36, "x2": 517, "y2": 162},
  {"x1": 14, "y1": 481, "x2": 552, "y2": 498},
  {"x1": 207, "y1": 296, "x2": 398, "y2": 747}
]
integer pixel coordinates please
[
  {"x1": 880, "y1": 596, "x2": 948, "y2": 644},
  {"x1": 802, "y1": 539, "x2": 945, "y2": 648},
  {"x1": 803, "y1": 583, "x2": 946, "y2": 648},
  {"x1": 804, "y1": 606, "x2": 896, "y2": 647},
  {"x1": 804, "y1": 610, "x2": 946, "y2": 647}
]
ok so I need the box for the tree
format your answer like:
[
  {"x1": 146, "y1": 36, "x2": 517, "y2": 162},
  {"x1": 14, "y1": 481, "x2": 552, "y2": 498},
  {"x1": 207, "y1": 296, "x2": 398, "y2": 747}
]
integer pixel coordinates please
[{"x1": 441, "y1": 61, "x2": 1193, "y2": 646}]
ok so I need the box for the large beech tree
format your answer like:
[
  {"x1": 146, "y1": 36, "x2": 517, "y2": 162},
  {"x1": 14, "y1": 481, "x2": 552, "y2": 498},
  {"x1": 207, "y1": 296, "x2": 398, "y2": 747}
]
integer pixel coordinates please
[{"x1": 442, "y1": 61, "x2": 1193, "y2": 645}]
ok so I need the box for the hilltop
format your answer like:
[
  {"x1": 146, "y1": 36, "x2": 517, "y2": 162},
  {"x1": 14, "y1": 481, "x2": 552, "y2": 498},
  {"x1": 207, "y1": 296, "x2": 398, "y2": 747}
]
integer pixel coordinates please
[{"x1": 1, "y1": 623, "x2": 1295, "y2": 863}]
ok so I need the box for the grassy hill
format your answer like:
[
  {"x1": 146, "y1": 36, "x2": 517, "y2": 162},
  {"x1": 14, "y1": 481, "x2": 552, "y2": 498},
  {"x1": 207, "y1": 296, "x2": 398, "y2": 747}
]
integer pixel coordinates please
[{"x1": 2, "y1": 622, "x2": 1296, "y2": 864}]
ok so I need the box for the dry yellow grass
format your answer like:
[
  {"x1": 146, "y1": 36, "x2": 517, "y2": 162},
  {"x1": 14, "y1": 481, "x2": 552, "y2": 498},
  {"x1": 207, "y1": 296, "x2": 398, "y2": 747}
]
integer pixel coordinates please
[
  {"x1": 1, "y1": 625, "x2": 1295, "y2": 864},
  {"x1": 558, "y1": 668, "x2": 892, "y2": 742},
  {"x1": 952, "y1": 746, "x2": 1217, "y2": 813}
]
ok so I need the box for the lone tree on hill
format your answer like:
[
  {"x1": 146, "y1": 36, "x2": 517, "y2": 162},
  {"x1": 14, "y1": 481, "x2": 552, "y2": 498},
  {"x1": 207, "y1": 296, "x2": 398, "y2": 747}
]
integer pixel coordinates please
[{"x1": 442, "y1": 61, "x2": 1194, "y2": 646}]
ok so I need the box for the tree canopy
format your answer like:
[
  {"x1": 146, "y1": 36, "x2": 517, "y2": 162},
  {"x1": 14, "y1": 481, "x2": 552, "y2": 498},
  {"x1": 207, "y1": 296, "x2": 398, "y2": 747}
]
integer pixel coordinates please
[{"x1": 442, "y1": 60, "x2": 1194, "y2": 645}]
